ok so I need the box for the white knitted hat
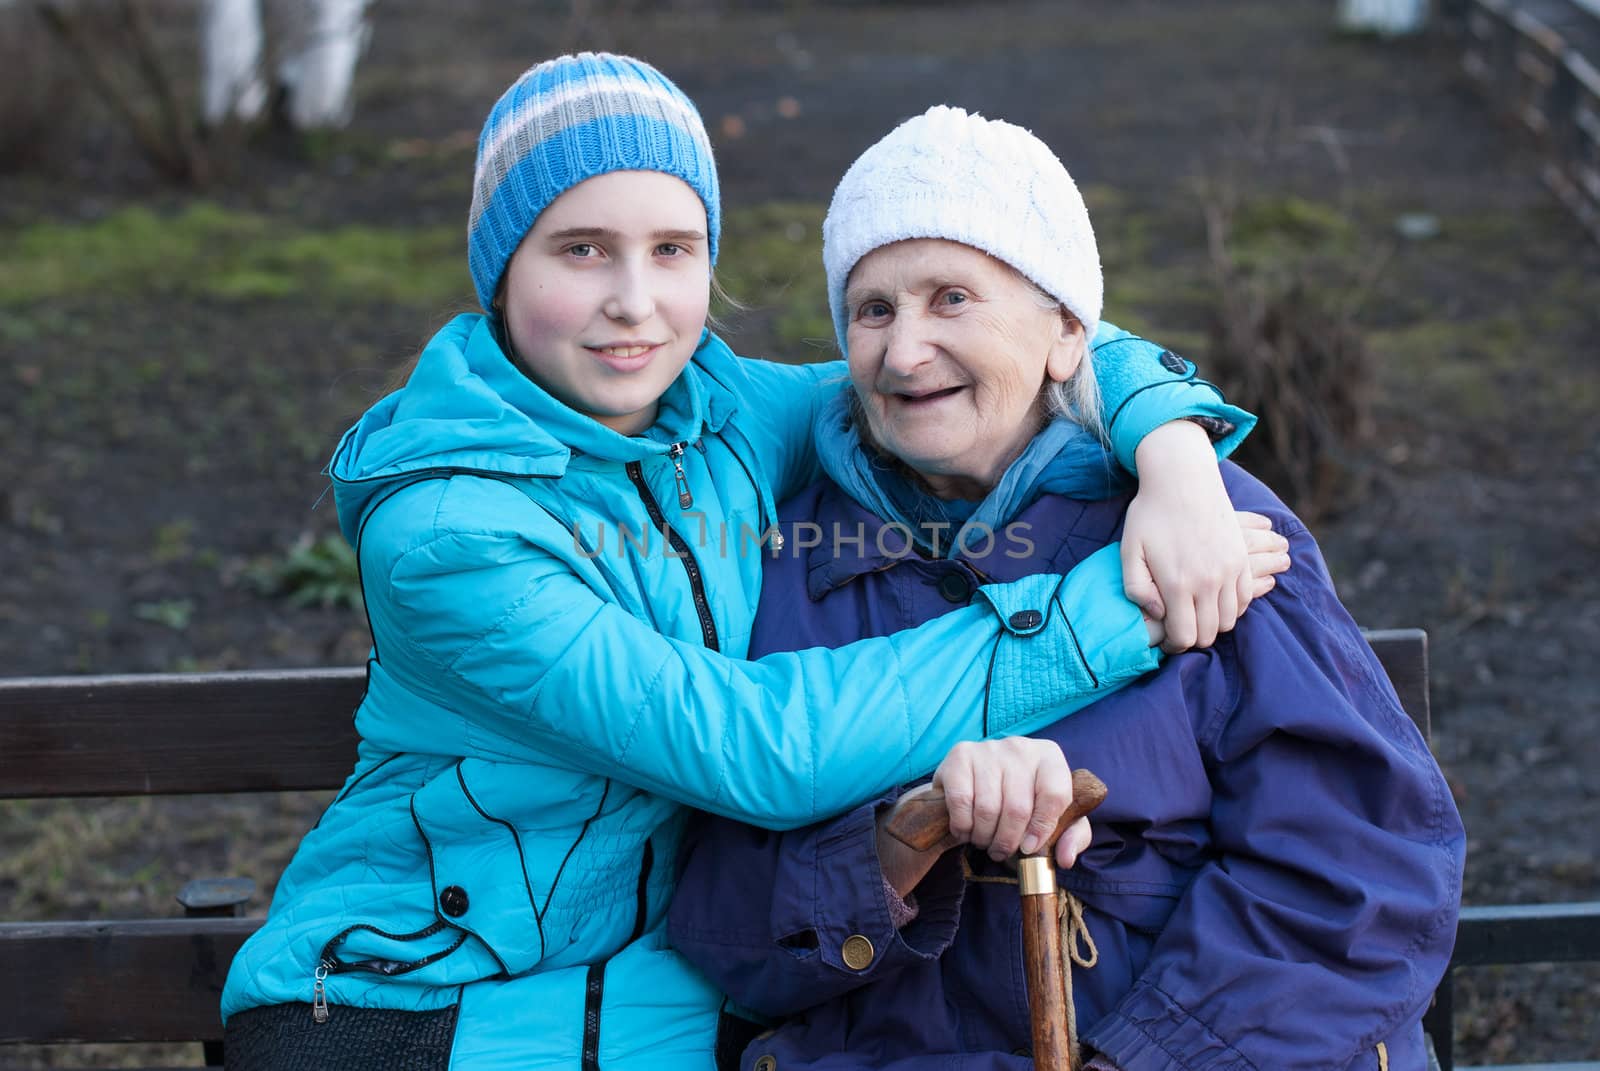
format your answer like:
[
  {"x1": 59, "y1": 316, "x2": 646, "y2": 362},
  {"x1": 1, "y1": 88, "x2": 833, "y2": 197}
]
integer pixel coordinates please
[{"x1": 823, "y1": 105, "x2": 1102, "y2": 354}]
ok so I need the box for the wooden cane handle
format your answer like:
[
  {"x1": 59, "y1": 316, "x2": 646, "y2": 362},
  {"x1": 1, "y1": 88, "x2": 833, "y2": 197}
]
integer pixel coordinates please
[{"x1": 884, "y1": 768, "x2": 1108, "y2": 853}]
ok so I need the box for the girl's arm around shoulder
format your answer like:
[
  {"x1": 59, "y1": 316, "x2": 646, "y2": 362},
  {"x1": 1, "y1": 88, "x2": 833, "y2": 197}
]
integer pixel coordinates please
[
  {"x1": 357, "y1": 476, "x2": 1157, "y2": 829},
  {"x1": 709, "y1": 343, "x2": 842, "y2": 501},
  {"x1": 1089, "y1": 328, "x2": 1264, "y2": 651},
  {"x1": 1084, "y1": 505, "x2": 1465, "y2": 1071}
]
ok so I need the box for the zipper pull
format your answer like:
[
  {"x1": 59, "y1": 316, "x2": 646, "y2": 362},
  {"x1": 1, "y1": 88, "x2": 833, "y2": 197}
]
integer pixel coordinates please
[
  {"x1": 667, "y1": 442, "x2": 693, "y2": 510},
  {"x1": 312, "y1": 962, "x2": 331, "y2": 1023}
]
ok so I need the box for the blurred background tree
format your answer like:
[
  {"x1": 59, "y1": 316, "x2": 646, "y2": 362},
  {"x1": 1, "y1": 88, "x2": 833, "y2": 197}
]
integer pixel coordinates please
[{"x1": 7, "y1": 0, "x2": 373, "y2": 185}]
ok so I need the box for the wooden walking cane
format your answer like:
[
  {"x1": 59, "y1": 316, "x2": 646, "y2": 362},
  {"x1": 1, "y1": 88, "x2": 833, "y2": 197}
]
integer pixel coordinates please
[{"x1": 884, "y1": 768, "x2": 1108, "y2": 1071}]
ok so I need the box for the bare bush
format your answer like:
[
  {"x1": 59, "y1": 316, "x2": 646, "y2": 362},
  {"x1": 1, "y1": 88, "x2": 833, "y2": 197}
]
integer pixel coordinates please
[
  {"x1": 1200, "y1": 180, "x2": 1385, "y2": 523},
  {"x1": 17, "y1": 0, "x2": 372, "y2": 187},
  {"x1": 0, "y1": 3, "x2": 81, "y2": 172},
  {"x1": 33, "y1": 0, "x2": 215, "y2": 184}
]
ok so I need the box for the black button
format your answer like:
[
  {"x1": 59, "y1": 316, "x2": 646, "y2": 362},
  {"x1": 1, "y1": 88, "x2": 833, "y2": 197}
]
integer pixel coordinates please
[
  {"x1": 937, "y1": 573, "x2": 973, "y2": 603},
  {"x1": 1159, "y1": 350, "x2": 1187, "y2": 374},
  {"x1": 439, "y1": 885, "x2": 469, "y2": 918},
  {"x1": 1008, "y1": 610, "x2": 1043, "y2": 630}
]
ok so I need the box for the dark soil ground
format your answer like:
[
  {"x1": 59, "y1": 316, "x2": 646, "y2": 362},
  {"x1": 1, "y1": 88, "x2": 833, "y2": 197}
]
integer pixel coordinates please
[{"x1": 2, "y1": 0, "x2": 1597, "y2": 1066}]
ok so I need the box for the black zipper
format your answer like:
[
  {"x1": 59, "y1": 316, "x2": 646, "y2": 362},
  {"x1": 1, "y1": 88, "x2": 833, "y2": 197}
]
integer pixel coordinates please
[
  {"x1": 571, "y1": 836, "x2": 653, "y2": 1067},
  {"x1": 580, "y1": 458, "x2": 714, "y2": 1064},
  {"x1": 318, "y1": 919, "x2": 457, "y2": 975},
  {"x1": 625, "y1": 459, "x2": 720, "y2": 651},
  {"x1": 582, "y1": 962, "x2": 605, "y2": 1071}
]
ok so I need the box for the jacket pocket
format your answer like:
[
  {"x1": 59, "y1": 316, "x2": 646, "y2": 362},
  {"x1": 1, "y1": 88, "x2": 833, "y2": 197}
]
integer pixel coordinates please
[
  {"x1": 410, "y1": 762, "x2": 549, "y2": 975},
  {"x1": 321, "y1": 917, "x2": 471, "y2": 978}
]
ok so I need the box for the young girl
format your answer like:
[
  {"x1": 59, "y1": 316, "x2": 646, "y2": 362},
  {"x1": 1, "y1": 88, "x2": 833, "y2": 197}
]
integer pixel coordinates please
[{"x1": 220, "y1": 53, "x2": 1275, "y2": 1070}]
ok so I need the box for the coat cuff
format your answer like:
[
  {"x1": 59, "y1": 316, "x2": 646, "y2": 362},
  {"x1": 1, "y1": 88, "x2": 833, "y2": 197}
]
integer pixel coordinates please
[
  {"x1": 1110, "y1": 381, "x2": 1255, "y2": 475},
  {"x1": 794, "y1": 798, "x2": 966, "y2": 977},
  {"x1": 886, "y1": 845, "x2": 964, "y2": 956},
  {"x1": 882, "y1": 876, "x2": 919, "y2": 928},
  {"x1": 974, "y1": 545, "x2": 1159, "y2": 736},
  {"x1": 1083, "y1": 979, "x2": 1255, "y2": 1071}
]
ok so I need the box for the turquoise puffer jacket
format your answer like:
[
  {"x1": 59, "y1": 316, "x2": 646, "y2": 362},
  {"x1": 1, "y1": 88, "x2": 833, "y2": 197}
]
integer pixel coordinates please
[{"x1": 220, "y1": 313, "x2": 1250, "y2": 1069}]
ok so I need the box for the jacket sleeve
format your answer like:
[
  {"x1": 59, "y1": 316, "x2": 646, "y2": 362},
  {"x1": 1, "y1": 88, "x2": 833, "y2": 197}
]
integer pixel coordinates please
[
  {"x1": 1088, "y1": 327, "x2": 1255, "y2": 473},
  {"x1": 734, "y1": 329, "x2": 1251, "y2": 502},
  {"x1": 1083, "y1": 523, "x2": 1465, "y2": 1071},
  {"x1": 361, "y1": 479, "x2": 1159, "y2": 829},
  {"x1": 668, "y1": 797, "x2": 968, "y2": 1017},
  {"x1": 727, "y1": 357, "x2": 838, "y2": 501}
]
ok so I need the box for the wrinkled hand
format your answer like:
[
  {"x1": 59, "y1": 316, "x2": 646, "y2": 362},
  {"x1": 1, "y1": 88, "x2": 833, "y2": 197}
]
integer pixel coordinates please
[
  {"x1": 877, "y1": 740, "x2": 1091, "y2": 898},
  {"x1": 931, "y1": 737, "x2": 1088, "y2": 867},
  {"x1": 1125, "y1": 421, "x2": 1287, "y2": 652}
]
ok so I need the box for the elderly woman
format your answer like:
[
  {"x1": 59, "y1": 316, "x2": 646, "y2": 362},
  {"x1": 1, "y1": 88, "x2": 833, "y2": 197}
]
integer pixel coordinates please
[{"x1": 668, "y1": 107, "x2": 1464, "y2": 1071}]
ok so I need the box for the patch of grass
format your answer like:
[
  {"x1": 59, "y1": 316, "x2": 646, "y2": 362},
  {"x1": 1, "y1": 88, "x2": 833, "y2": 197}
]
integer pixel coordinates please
[
  {"x1": 150, "y1": 519, "x2": 195, "y2": 564},
  {"x1": 1227, "y1": 194, "x2": 1358, "y2": 270},
  {"x1": 0, "y1": 791, "x2": 333, "y2": 920},
  {"x1": 1370, "y1": 314, "x2": 1535, "y2": 423},
  {"x1": 0, "y1": 202, "x2": 467, "y2": 306},
  {"x1": 247, "y1": 531, "x2": 362, "y2": 611},
  {"x1": 133, "y1": 598, "x2": 195, "y2": 631}
]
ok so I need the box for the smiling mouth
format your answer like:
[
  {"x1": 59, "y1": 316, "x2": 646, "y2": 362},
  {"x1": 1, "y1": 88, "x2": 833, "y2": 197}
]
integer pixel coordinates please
[
  {"x1": 895, "y1": 386, "x2": 965, "y2": 403},
  {"x1": 590, "y1": 344, "x2": 659, "y2": 358}
]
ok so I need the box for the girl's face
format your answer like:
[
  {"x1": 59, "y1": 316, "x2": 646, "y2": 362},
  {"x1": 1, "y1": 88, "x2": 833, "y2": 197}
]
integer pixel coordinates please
[
  {"x1": 500, "y1": 171, "x2": 712, "y2": 436},
  {"x1": 844, "y1": 239, "x2": 1084, "y2": 500}
]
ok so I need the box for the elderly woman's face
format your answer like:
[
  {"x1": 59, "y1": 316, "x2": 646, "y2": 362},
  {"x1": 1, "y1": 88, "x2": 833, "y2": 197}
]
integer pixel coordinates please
[{"x1": 844, "y1": 239, "x2": 1085, "y2": 499}]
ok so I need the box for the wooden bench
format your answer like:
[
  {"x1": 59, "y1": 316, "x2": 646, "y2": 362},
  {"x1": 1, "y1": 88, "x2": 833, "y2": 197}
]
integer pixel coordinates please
[
  {"x1": 1, "y1": 632, "x2": 1595, "y2": 1069},
  {"x1": 0, "y1": 668, "x2": 364, "y2": 1069}
]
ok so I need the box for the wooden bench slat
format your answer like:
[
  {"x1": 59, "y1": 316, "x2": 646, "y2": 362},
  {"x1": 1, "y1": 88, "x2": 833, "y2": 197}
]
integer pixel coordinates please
[
  {"x1": 1460, "y1": 1065, "x2": 1600, "y2": 1071},
  {"x1": 0, "y1": 918, "x2": 259, "y2": 1043},
  {"x1": 0, "y1": 669, "x2": 365, "y2": 798},
  {"x1": 1364, "y1": 628, "x2": 1431, "y2": 739},
  {"x1": 1454, "y1": 902, "x2": 1600, "y2": 966}
]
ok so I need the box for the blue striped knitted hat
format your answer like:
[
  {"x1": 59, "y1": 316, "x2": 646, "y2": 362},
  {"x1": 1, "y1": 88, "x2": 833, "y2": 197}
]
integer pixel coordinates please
[{"x1": 467, "y1": 52, "x2": 720, "y2": 312}]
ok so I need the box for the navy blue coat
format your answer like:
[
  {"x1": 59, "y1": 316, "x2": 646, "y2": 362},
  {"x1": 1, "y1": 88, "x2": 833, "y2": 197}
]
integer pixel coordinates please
[{"x1": 669, "y1": 463, "x2": 1464, "y2": 1071}]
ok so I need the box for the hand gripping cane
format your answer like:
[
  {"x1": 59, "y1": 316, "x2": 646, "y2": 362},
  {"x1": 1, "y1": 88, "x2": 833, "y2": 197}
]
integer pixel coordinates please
[{"x1": 884, "y1": 768, "x2": 1108, "y2": 1071}]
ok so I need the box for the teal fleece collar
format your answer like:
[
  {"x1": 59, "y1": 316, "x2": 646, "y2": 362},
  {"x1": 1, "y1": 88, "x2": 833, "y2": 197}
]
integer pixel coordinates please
[
  {"x1": 329, "y1": 314, "x2": 740, "y2": 544},
  {"x1": 810, "y1": 386, "x2": 1127, "y2": 558}
]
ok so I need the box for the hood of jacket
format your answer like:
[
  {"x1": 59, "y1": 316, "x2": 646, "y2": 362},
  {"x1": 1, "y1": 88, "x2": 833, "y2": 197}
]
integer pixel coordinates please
[{"x1": 327, "y1": 313, "x2": 740, "y2": 545}]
